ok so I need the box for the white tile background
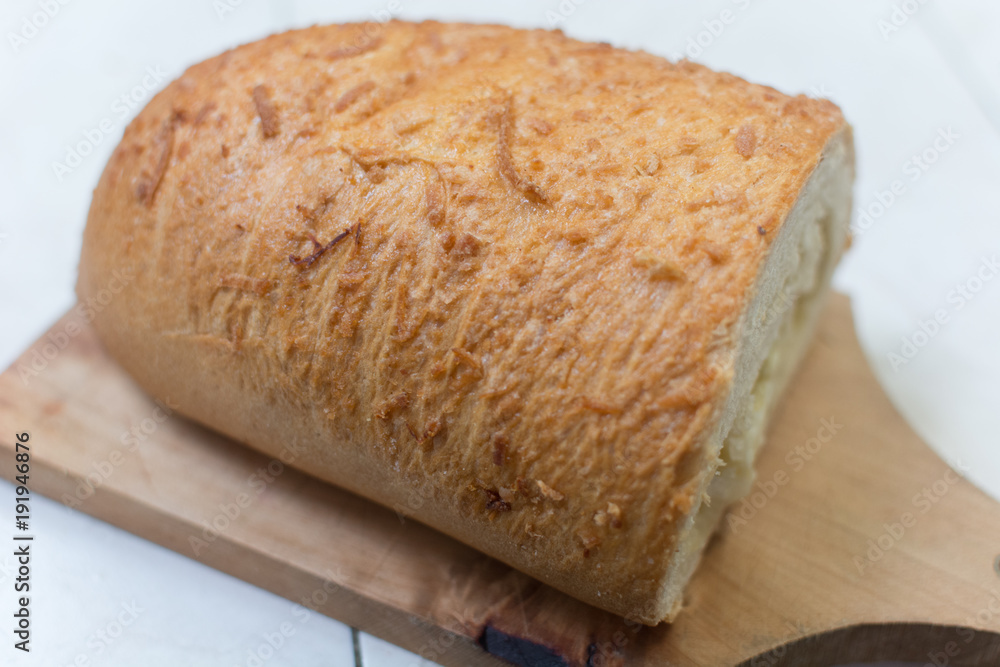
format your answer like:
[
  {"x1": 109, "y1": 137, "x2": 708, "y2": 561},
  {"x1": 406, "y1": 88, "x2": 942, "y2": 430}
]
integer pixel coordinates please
[{"x1": 1, "y1": 1, "x2": 998, "y2": 665}]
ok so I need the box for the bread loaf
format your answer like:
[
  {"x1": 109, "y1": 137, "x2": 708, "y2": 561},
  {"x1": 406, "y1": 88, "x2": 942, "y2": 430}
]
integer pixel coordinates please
[{"x1": 77, "y1": 20, "x2": 854, "y2": 624}]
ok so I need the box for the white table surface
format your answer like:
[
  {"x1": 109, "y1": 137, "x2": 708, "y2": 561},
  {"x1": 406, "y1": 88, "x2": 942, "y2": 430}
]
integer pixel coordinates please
[{"x1": 1, "y1": 1, "x2": 998, "y2": 665}]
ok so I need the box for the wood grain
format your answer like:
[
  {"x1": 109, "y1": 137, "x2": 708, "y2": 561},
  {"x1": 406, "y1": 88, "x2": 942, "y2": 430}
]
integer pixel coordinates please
[{"x1": 1, "y1": 294, "x2": 998, "y2": 666}]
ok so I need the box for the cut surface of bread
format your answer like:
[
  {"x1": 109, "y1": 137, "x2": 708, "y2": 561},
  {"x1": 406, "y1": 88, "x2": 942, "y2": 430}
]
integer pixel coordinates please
[
  {"x1": 657, "y1": 126, "x2": 853, "y2": 618},
  {"x1": 76, "y1": 21, "x2": 854, "y2": 623}
]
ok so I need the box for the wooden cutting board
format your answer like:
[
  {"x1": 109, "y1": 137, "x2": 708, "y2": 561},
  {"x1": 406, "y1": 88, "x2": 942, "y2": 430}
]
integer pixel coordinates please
[{"x1": 1, "y1": 294, "x2": 999, "y2": 666}]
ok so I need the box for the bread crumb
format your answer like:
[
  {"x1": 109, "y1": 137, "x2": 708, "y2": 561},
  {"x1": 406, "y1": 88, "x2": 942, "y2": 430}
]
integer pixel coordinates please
[
  {"x1": 289, "y1": 226, "x2": 354, "y2": 268},
  {"x1": 425, "y1": 181, "x2": 446, "y2": 226},
  {"x1": 219, "y1": 274, "x2": 273, "y2": 296},
  {"x1": 452, "y1": 233, "x2": 480, "y2": 259},
  {"x1": 327, "y1": 36, "x2": 382, "y2": 60},
  {"x1": 338, "y1": 271, "x2": 368, "y2": 287},
  {"x1": 440, "y1": 232, "x2": 456, "y2": 252},
  {"x1": 536, "y1": 480, "x2": 564, "y2": 501},
  {"x1": 422, "y1": 418, "x2": 442, "y2": 442},
  {"x1": 606, "y1": 502, "x2": 622, "y2": 528},
  {"x1": 524, "y1": 116, "x2": 554, "y2": 135},
  {"x1": 483, "y1": 488, "x2": 511, "y2": 513},
  {"x1": 524, "y1": 523, "x2": 544, "y2": 539},
  {"x1": 701, "y1": 242, "x2": 729, "y2": 263},
  {"x1": 194, "y1": 102, "x2": 216, "y2": 126},
  {"x1": 633, "y1": 251, "x2": 686, "y2": 281},
  {"x1": 366, "y1": 164, "x2": 386, "y2": 184},
  {"x1": 495, "y1": 96, "x2": 549, "y2": 204},
  {"x1": 335, "y1": 80, "x2": 376, "y2": 113},
  {"x1": 735, "y1": 123, "x2": 757, "y2": 158},
  {"x1": 252, "y1": 85, "x2": 279, "y2": 138},
  {"x1": 393, "y1": 113, "x2": 434, "y2": 135},
  {"x1": 577, "y1": 396, "x2": 622, "y2": 414},
  {"x1": 451, "y1": 346, "x2": 483, "y2": 375},
  {"x1": 374, "y1": 392, "x2": 409, "y2": 420},
  {"x1": 135, "y1": 115, "x2": 177, "y2": 206},
  {"x1": 492, "y1": 434, "x2": 509, "y2": 466},
  {"x1": 636, "y1": 153, "x2": 660, "y2": 176},
  {"x1": 677, "y1": 135, "x2": 700, "y2": 154}
]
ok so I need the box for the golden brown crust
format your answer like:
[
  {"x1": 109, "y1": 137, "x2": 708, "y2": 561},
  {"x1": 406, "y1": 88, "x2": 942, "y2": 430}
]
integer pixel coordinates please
[{"x1": 77, "y1": 21, "x2": 847, "y2": 622}]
